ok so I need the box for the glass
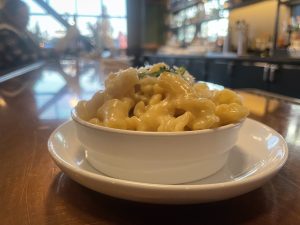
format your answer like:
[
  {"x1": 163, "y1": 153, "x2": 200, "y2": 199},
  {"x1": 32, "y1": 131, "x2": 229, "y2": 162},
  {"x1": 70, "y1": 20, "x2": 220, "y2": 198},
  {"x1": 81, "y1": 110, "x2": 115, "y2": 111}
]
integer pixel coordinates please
[
  {"x1": 23, "y1": 0, "x2": 46, "y2": 14},
  {"x1": 77, "y1": 17, "x2": 98, "y2": 36},
  {"x1": 28, "y1": 15, "x2": 66, "y2": 41},
  {"x1": 185, "y1": 25, "x2": 196, "y2": 43},
  {"x1": 216, "y1": 18, "x2": 228, "y2": 36},
  {"x1": 49, "y1": 0, "x2": 76, "y2": 15},
  {"x1": 175, "y1": 10, "x2": 185, "y2": 27},
  {"x1": 186, "y1": 6, "x2": 197, "y2": 19},
  {"x1": 219, "y1": 9, "x2": 229, "y2": 18},
  {"x1": 200, "y1": 18, "x2": 228, "y2": 39},
  {"x1": 204, "y1": 0, "x2": 219, "y2": 17},
  {"x1": 77, "y1": 0, "x2": 101, "y2": 16},
  {"x1": 102, "y1": 0, "x2": 127, "y2": 17},
  {"x1": 89, "y1": 17, "x2": 127, "y2": 49},
  {"x1": 107, "y1": 18, "x2": 127, "y2": 39},
  {"x1": 178, "y1": 28, "x2": 185, "y2": 42},
  {"x1": 219, "y1": 0, "x2": 227, "y2": 6}
]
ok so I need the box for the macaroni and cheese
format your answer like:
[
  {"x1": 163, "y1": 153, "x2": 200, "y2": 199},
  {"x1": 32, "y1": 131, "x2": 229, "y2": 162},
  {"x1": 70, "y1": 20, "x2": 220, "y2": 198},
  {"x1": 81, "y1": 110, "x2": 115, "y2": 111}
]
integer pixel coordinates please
[{"x1": 76, "y1": 63, "x2": 249, "y2": 131}]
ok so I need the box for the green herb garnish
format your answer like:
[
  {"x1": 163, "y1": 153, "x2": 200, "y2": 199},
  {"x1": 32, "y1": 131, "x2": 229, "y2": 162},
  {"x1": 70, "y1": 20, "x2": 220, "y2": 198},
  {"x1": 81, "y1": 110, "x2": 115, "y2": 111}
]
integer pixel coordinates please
[{"x1": 138, "y1": 65, "x2": 187, "y2": 79}]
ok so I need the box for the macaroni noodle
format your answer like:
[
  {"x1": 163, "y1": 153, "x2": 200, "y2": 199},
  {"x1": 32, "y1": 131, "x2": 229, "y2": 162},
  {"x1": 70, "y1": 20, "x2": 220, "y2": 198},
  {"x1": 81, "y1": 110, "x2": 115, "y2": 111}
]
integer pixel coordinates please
[{"x1": 76, "y1": 63, "x2": 249, "y2": 131}]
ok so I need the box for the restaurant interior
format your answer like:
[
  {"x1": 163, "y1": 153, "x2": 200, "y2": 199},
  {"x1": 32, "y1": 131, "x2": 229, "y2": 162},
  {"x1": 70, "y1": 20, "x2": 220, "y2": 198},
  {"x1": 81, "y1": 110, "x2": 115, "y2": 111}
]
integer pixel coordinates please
[
  {"x1": 0, "y1": 0, "x2": 300, "y2": 225},
  {"x1": 1, "y1": 0, "x2": 300, "y2": 98}
]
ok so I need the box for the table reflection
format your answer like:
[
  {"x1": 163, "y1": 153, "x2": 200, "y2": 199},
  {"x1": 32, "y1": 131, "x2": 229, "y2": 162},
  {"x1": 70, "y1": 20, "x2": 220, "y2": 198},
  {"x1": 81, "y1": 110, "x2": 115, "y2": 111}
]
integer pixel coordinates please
[
  {"x1": 0, "y1": 96, "x2": 7, "y2": 107},
  {"x1": 32, "y1": 60, "x2": 104, "y2": 121},
  {"x1": 238, "y1": 92, "x2": 280, "y2": 117},
  {"x1": 238, "y1": 90, "x2": 300, "y2": 147},
  {"x1": 285, "y1": 107, "x2": 300, "y2": 147}
]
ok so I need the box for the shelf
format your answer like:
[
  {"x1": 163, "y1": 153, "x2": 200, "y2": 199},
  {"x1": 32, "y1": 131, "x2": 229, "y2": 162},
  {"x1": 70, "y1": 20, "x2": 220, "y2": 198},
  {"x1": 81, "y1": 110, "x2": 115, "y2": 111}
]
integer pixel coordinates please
[
  {"x1": 283, "y1": 0, "x2": 300, "y2": 6},
  {"x1": 170, "y1": 0, "x2": 269, "y2": 13},
  {"x1": 168, "y1": 0, "x2": 228, "y2": 45},
  {"x1": 169, "y1": 15, "x2": 222, "y2": 30},
  {"x1": 170, "y1": 0, "x2": 202, "y2": 13},
  {"x1": 224, "y1": 0, "x2": 268, "y2": 10}
]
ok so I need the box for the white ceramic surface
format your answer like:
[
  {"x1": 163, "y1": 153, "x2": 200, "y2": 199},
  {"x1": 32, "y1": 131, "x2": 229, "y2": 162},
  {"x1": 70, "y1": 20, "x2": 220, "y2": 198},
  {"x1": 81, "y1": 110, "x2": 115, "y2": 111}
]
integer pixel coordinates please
[
  {"x1": 48, "y1": 118, "x2": 288, "y2": 204},
  {"x1": 72, "y1": 110, "x2": 243, "y2": 184}
]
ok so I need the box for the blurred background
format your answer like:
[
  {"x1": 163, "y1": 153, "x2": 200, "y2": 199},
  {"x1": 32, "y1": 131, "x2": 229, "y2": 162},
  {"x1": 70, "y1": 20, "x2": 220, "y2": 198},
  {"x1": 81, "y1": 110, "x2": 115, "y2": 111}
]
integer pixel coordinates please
[
  {"x1": 0, "y1": 0, "x2": 299, "y2": 61},
  {"x1": 1, "y1": 0, "x2": 300, "y2": 99},
  {"x1": 0, "y1": 0, "x2": 127, "y2": 55},
  {"x1": 1, "y1": 0, "x2": 300, "y2": 58}
]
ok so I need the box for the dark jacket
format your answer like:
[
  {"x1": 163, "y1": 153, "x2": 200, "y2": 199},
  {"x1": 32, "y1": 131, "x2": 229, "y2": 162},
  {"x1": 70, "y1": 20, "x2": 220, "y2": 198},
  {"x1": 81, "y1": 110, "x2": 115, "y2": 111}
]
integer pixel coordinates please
[{"x1": 0, "y1": 23, "x2": 43, "y2": 71}]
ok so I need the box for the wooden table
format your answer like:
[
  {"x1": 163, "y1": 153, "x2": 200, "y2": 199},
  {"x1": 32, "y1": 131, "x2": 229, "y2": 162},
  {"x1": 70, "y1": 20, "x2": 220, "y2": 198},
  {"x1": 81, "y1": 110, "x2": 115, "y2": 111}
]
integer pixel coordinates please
[{"x1": 1, "y1": 60, "x2": 300, "y2": 225}]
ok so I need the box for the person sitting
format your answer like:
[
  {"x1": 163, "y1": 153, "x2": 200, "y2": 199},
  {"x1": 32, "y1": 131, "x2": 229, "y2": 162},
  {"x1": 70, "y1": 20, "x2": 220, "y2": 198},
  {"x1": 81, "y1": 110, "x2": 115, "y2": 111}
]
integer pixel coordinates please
[
  {"x1": 0, "y1": 0, "x2": 80, "y2": 72},
  {"x1": 0, "y1": 0, "x2": 45, "y2": 70}
]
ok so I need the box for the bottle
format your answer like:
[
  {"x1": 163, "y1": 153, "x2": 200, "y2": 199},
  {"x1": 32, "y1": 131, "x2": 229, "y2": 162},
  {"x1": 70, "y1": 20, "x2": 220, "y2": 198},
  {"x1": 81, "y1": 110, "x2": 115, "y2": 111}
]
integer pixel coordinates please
[
  {"x1": 223, "y1": 26, "x2": 231, "y2": 53},
  {"x1": 236, "y1": 20, "x2": 248, "y2": 56}
]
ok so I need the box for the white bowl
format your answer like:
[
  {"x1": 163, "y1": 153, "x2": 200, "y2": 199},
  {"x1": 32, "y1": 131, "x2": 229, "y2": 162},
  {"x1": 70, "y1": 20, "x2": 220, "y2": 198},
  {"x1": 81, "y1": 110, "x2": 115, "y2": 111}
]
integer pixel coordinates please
[{"x1": 71, "y1": 109, "x2": 244, "y2": 184}]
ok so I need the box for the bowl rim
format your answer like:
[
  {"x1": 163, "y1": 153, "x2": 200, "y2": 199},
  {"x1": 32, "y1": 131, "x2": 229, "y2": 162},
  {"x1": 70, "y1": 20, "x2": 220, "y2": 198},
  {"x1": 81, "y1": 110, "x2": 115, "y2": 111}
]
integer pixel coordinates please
[{"x1": 71, "y1": 108, "x2": 245, "y2": 136}]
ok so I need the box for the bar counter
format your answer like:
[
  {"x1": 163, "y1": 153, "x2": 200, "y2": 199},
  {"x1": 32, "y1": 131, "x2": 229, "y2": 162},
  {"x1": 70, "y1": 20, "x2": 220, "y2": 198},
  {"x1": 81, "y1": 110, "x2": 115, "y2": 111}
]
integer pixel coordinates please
[
  {"x1": 144, "y1": 53, "x2": 300, "y2": 99},
  {"x1": 0, "y1": 59, "x2": 300, "y2": 225},
  {"x1": 144, "y1": 52, "x2": 300, "y2": 64}
]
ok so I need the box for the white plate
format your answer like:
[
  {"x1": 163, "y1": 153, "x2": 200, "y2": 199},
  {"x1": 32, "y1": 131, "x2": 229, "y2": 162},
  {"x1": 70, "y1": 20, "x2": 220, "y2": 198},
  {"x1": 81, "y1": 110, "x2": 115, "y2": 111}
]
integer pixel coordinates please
[{"x1": 48, "y1": 118, "x2": 288, "y2": 204}]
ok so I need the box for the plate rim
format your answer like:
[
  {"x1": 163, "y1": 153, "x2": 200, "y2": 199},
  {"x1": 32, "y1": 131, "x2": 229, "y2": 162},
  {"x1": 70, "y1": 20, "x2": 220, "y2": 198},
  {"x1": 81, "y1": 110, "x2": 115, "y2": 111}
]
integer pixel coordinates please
[{"x1": 48, "y1": 118, "x2": 288, "y2": 192}]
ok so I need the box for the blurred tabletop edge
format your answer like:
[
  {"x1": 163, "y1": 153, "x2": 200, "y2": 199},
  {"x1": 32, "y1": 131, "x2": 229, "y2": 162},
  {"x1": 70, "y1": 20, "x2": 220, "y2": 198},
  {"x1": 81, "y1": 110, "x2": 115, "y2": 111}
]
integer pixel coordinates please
[{"x1": 0, "y1": 61, "x2": 45, "y2": 83}]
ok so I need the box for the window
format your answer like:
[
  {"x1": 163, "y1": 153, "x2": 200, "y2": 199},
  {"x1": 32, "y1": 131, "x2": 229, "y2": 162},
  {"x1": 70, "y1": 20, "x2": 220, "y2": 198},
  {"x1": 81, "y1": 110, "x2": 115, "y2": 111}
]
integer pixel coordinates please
[
  {"x1": 49, "y1": 0, "x2": 76, "y2": 15},
  {"x1": 23, "y1": 0, "x2": 46, "y2": 14},
  {"x1": 201, "y1": 18, "x2": 228, "y2": 40},
  {"x1": 25, "y1": 0, "x2": 127, "y2": 49},
  {"x1": 102, "y1": 0, "x2": 127, "y2": 17},
  {"x1": 76, "y1": 0, "x2": 101, "y2": 16},
  {"x1": 77, "y1": 17, "x2": 98, "y2": 36},
  {"x1": 185, "y1": 25, "x2": 196, "y2": 43},
  {"x1": 108, "y1": 18, "x2": 127, "y2": 39},
  {"x1": 29, "y1": 15, "x2": 66, "y2": 40}
]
